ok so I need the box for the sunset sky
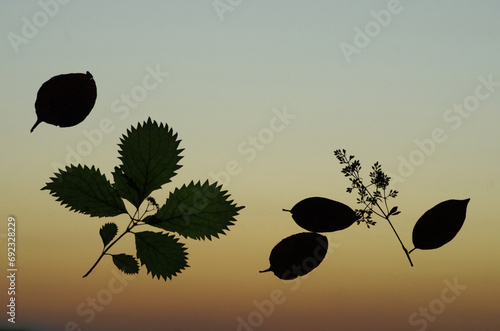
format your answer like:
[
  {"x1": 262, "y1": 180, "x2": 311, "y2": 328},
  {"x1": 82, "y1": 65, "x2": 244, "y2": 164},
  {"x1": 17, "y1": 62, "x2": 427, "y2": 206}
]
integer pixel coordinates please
[{"x1": 1, "y1": 1, "x2": 499, "y2": 330}]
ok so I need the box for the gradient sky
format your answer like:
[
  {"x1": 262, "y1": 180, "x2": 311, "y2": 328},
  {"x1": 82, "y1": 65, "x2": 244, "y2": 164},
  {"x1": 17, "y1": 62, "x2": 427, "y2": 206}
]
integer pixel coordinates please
[{"x1": 1, "y1": 1, "x2": 499, "y2": 330}]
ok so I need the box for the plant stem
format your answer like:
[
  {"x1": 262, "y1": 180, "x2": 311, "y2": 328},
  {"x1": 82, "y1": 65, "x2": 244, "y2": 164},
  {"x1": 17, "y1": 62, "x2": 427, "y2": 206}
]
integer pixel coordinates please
[
  {"x1": 82, "y1": 219, "x2": 135, "y2": 278},
  {"x1": 384, "y1": 216, "x2": 413, "y2": 267},
  {"x1": 370, "y1": 196, "x2": 413, "y2": 267},
  {"x1": 337, "y1": 150, "x2": 414, "y2": 267}
]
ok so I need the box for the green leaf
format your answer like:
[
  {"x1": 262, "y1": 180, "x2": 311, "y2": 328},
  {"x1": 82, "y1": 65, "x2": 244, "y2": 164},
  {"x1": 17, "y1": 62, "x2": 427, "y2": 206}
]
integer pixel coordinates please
[
  {"x1": 112, "y1": 166, "x2": 142, "y2": 208},
  {"x1": 116, "y1": 118, "x2": 183, "y2": 208},
  {"x1": 100, "y1": 223, "x2": 118, "y2": 247},
  {"x1": 42, "y1": 165, "x2": 127, "y2": 217},
  {"x1": 145, "y1": 181, "x2": 244, "y2": 240},
  {"x1": 135, "y1": 231, "x2": 188, "y2": 280},
  {"x1": 112, "y1": 254, "x2": 139, "y2": 275}
]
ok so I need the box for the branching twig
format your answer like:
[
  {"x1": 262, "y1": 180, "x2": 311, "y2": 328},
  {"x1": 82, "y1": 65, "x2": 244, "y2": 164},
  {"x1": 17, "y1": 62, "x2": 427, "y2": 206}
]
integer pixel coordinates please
[{"x1": 334, "y1": 149, "x2": 413, "y2": 267}]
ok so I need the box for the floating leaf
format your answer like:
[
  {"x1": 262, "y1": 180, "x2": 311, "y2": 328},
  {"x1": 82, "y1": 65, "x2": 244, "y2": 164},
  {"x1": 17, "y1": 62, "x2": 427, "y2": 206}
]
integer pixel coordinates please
[
  {"x1": 112, "y1": 254, "x2": 139, "y2": 275},
  {"x1": 145, "y1": 181, "x2": 244, "y2": 240},
  {"x1": 100, "y1": 223, "x2": 118, "y2": 247},
  {"x1": 116, "y1": 118, "x2": 183, "y2": 208},
  {"x1": 412, "y1": 199, "x2": 470, "y2": 250},
  {"x1": 42, "y1": 165, "x2": 127, "y2": 217},
  {"x1": 135, "y1": 231, "x2": 188, "y2": 281},
  {"x1": 260, "y1": 232, "x2": 328, "y2": 280},
  {"x1": 31, "y1": 71, "x2": 97, "y2": 132},
  {"x1": 284, "y1": 197, "x2": 357, "y2": 232}
]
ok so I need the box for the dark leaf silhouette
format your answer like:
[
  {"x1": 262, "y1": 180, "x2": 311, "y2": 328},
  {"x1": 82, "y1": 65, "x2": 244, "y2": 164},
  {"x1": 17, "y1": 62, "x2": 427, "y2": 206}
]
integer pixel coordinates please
[
  {"x1": 260, "y1": 232, "x2": 328, "y2": 280},
  {"x1": 99, "y1": 223, "x2": 118, "y2": 247},
  {"x1": 284, "y1": 197, "x2": 357, "y2": 232},
  {"x1": 412, "y1": 199, "x2": 470, "y2": 250},
  {"x1": 31, "y1": 71, "x2": 97, "y2": 132},
  {"x1": 135, "y1": 231, "x2": 189, "y2": 280},
  {"x1": 144, "y1": 181, "x2": 244, "y2": 240},
  {"x1": 43, "y1": 118, "x2": 243, "y2": 280},
  {"x1": 112, "y1": 254, "x2": 139, "y2": 275},
  {"x1": 41, "y1": 164, "x2": 127, "y2": 217},
  {"x1": 114, "y1": 118, "x2": 183, "y2": 208}
]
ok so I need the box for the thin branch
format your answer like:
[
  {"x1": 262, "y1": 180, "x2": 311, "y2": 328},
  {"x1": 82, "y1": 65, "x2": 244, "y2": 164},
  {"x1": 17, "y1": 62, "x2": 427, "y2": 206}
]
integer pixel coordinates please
[{"x1": 82, "y1": 216, "x2": 137, "y2": 278}]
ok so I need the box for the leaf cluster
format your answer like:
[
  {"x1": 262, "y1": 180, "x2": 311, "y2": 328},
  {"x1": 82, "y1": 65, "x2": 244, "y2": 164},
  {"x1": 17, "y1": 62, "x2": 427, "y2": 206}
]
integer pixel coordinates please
[
  {"x1": 333, "y1": 149, "x2": 469, "y2": 268},
  {"x1": 42, "y1": 118, "x2": 244, "y2": 280},
  {"x1": 334, "y1": 149, "x2": 398, "y2": 227}
]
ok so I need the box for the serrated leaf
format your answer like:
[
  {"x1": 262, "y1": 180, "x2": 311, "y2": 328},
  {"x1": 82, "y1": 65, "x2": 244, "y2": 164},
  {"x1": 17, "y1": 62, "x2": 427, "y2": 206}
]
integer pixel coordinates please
[
  {"x1": 412, "y1": 199, "x2": 470, "y2": 250},
  {"x1": 112, "y1": 166, "x2": 142, "y2": 208},
  {"x1": 135, "y1": 231, "x2": 188, "y2": 280},
  {"x1": 144, "y1": 181, "x2": 244, "y2": 240},
  {"x1": 116, "y1": 118, "x2": 183, "y2": 208},
  {"x1": 100, "y1": 223, "x2": 118, "y2": 247},
  {"x1": 112, "y1": 254, "x2": 139, "y2": 275},
  {"x1": 42, "y1": 165, "x2": 127, "y2": 217}
]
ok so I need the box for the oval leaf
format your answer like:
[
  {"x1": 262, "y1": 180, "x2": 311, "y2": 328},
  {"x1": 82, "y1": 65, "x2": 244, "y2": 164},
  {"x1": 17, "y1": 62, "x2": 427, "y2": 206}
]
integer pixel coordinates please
[
  {"x1": 135, "y1": 231, "x2": 188, "y2": 281},
  {"x1": 99, "y1": 223, "x2": 118, "y2": 247},
  {"x1": 285, "y1": 197, "x2": 357, "y2": 232},
  {"x1": 112, "y1": 254, "x2": 139, "y2": 275},
  {"x1": 260, "y1": 232, "x2": 328, "y2": 280},
  {"x1": 412, "y1": 199, "x2": 470, "y2": 250},
  {"x1": 31, "y1": 71, "x2": 97, "y2": 132}
]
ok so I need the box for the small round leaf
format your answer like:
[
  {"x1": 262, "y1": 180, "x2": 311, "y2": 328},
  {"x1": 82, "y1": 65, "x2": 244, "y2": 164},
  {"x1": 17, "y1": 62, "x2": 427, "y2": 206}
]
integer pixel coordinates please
[{"x1": 31, "y1": 71, "x2": 97, "y2": 132}]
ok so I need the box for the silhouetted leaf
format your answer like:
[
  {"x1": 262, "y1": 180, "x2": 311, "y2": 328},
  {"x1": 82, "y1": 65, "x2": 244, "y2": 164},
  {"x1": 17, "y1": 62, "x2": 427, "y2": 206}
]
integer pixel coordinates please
[
  {"x1": 389, "y1": 206, "x2": 398, "y2": 215},
  {"x1": 144, "y1": 181, "x2": 244, "y2": 240},
  {"x1": 260, "y1": 232, "x2": 328, "y2": 280},
  {"x1": 31, "y1": 71, "x2": 97, "y2": 132},
  {"x1": 135, "y1": 231, "x2": 188, "y2": 280},
  {"x1": 100, "y1": 223, "x2": 118, "y2": 247},
  {"x1": 412, "y1": 199, "x2": 470, "y2": 250},
  {"x1": 42, "y1": 165, "x2": 127, "y2": 217},
  {"x1": 116, "y1": 118, "x2": 183, "y2": 208},
  {"x1": 284, "y1": 197, "x2": 357, "y2": 232},
  {"x1": 112, "y1": 166, "x2": 142, "y2": 208},
  {"x1": 112, "y1": 254, "x2": 139, "y2": 275}
]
